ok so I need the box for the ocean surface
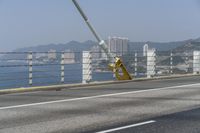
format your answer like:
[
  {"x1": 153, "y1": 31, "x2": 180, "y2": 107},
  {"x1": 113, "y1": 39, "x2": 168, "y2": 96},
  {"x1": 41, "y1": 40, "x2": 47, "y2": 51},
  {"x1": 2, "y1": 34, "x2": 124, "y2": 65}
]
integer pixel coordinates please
[{"x1": 0, "y1": 63, "x2": 114, "y2": 90}]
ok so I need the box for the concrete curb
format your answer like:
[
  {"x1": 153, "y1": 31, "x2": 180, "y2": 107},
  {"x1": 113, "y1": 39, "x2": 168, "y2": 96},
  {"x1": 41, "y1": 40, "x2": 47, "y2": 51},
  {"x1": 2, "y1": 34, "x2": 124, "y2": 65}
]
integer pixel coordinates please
[{"x1": 0, "y1": 74, "x2": 199, "y2": 95}]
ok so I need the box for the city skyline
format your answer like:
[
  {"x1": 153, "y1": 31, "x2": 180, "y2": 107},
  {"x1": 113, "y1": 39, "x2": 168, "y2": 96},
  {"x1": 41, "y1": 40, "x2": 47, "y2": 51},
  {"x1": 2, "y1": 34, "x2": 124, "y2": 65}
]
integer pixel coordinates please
[{"x1": 0, "y1": 0, "x2": 200, "y2": 51}]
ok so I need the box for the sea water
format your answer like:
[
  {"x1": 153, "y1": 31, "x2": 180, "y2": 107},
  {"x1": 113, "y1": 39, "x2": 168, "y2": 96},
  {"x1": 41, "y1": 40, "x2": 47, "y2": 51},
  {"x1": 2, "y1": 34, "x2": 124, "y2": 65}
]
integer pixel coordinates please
[{"x1": 0, "y1": 63, "x2": 114, "y2": 90}]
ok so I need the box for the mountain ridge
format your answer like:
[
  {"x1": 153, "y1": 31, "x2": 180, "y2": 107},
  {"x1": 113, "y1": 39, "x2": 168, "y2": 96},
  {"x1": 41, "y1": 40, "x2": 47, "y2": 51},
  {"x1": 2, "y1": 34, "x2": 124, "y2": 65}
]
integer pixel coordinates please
[{"x1": 13, "y1": 38, "x2": 200, "y2": 53}]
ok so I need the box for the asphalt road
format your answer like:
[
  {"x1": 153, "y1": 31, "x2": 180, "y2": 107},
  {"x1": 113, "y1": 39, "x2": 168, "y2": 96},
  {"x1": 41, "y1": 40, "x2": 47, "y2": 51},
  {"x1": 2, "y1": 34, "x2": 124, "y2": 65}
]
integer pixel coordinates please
[
  {"x1": 112, "y1": 108, "x2": 200, "y2": 133},
  {"x1": 0, "y1": 76, "x2": 200, "y2": 133}
]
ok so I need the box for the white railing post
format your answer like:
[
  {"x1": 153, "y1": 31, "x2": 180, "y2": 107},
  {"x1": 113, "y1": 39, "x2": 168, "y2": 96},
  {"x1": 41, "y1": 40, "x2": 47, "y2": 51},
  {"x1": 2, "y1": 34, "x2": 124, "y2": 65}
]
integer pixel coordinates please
[
  {"x1": 61, "y1": 52, "x2": 65, "y2": 83},
  {"x1": 185, "y1": 53, "x2": 189, "y2": 73},
  {"x1": 134, "y1": 52, "x2": 138, "y2": 77},
  {"x1": 170, "y1": 52, "x2": 173, "y2": 74},
  {"x1": 82, "y1": 51, "x2": 92, "y2": 83},
  {"x1": 193, "y1": 51, "x2": 200, "y2": 74},
  {"x1": 147, "y1": 49, "x2": 156, "y2": 78},
  {"x1": 28, "y1": 52, "x2": 33, "y2": 86}
]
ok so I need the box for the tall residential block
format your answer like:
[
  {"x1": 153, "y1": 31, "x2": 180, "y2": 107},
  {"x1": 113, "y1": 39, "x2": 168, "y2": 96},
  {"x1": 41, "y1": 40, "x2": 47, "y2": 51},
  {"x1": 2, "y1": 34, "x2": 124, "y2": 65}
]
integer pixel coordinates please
[
  {"x1": 63, "y1": 49, "x2": 75, "y2": 64},
  {"x1": 143, "y1": 44, "x2": 149, "y2": 57},
  {"x1": 108, "y1": 36, "x2": 129, "y2": 57},
  {"x1": 48, "y1": 49, "x2": 57, "y2": 60}
]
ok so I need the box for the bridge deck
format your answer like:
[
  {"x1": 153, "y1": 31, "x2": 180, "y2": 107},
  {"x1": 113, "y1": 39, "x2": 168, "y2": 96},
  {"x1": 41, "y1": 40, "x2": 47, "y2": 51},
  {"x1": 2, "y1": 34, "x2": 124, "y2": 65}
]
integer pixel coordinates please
[{"x1": 0, "y1": 76, "x2": 200, "y2": 133}]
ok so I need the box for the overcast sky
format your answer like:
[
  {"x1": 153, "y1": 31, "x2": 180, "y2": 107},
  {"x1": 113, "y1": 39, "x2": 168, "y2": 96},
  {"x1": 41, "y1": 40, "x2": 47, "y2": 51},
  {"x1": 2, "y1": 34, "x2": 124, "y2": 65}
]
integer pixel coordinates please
[{"x1": 0, "y1": 0, "x2": 200, "y2": 51}]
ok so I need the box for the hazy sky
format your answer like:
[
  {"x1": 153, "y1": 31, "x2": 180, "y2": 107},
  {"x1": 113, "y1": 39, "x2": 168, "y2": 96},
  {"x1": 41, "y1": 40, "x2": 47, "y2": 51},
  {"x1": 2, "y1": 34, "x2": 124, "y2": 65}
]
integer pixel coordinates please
[{"x1": 0, "y1": 0, "x2": 200, "y2": 51}]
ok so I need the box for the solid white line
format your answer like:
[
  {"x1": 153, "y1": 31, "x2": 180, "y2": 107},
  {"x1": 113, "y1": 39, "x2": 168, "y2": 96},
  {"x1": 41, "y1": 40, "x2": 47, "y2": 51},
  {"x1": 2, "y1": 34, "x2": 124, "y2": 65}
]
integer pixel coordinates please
[
  {"x1": 0, "y1": 83, "x2": 200, "y2": 110},
  {"x1": 96, "y1": 120, "x2": 156, "y2": 133}
]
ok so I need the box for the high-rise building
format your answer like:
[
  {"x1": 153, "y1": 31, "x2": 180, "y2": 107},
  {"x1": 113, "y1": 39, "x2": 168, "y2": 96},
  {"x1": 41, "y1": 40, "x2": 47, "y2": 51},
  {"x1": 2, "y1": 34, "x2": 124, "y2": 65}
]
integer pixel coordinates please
[
  {"x1": 48, "y1": 49, "x2": 57, "y2": 60},
  {"x1": 64, "y1": 49, "x2": 75, "y2": 64},
  {"x1": 108, "y1": 36, "x2": 129, "y2": 57},
  {"x1": 90, "y1": 46, "x2": 101, "y2": 59},
  {"x1": 143, "y1": 44, "x2": 149, "y2": 56},
  {"x1": 63, "y1": 50, "x2": 75, "y2": 64}
]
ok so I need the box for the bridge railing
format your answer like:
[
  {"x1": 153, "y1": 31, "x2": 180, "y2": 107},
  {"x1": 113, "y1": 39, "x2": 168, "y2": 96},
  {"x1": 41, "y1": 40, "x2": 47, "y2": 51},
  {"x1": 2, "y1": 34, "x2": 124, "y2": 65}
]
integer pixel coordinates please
[{"x1": 0, "y1": 50, "x2": 198, "y2": 90}]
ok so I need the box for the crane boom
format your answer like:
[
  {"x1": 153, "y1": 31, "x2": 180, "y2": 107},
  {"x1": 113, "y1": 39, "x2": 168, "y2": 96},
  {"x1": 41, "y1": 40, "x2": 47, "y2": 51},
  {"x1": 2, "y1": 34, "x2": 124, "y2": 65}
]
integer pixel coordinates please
[
  {"x1": 72, "y1": 0, "x2": 113, "y2": 62},
  {"x1": 71, "y1": 0, "x2": 132, "y2": 80}
]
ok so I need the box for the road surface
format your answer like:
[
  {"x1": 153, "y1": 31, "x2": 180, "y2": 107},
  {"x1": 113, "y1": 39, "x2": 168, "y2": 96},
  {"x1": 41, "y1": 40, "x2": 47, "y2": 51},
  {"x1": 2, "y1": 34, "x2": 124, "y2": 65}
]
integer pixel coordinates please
[{"x1": 0, "y1": 76, "x2": 200, "y2": 133}]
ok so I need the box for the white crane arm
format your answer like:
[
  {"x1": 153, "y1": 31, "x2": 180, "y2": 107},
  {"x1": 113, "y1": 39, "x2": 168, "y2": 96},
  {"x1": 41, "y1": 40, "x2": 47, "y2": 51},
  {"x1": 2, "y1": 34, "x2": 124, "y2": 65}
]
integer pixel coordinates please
[
  {"x1": 72, "y1": 0, "x2": 113, "y2": 62},
  {"x1": 71, "y1": 0, "x2": 132, "y2": 80}
]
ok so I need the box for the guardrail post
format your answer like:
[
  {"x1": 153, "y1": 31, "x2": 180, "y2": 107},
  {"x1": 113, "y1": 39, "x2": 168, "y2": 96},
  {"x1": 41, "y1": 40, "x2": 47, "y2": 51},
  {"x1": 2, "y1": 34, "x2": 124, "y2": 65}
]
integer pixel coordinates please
[
  {"x1": 82, "y1": 51, "x2": 92, "y2": 83},
  {"x1": 134, "y1": 52, "x2": 138, "y2": 77},
  {"x1": 185, "y1": 53, "x2": 189, "y2": 73},
  {"x1": 61, "y1": 52, "x2": 65, "y2": 83},
  {"x1": 193, "y1": 51, "x2": 200, "y2": 74},
  {"x1": 28, "y1": 52, "x2": 33, "y2": 86},
  {"x1": 147, "y1": 49, "x2": 156, "y2": 78},
  {"x1": 170, "y1": 52, "x2": 173, "y2": 74}
]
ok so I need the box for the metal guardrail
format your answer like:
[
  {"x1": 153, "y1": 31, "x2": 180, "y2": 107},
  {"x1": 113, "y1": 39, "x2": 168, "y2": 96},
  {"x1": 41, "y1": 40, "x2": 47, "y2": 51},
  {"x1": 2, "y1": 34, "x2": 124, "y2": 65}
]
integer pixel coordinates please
[{"x1": 0, "y1": 50, "x2": 198, "y2": 89}]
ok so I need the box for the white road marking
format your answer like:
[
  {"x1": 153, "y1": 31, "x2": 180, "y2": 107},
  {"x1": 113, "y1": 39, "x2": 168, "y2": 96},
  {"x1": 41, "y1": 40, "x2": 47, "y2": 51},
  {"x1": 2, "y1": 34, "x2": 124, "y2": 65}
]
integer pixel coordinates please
[
  {"x1": 0, "y1": 83, "x2": 200, "y2": 110},
  {"x1": 96, "y1": 120, "x2": 156, "y2": 133}
]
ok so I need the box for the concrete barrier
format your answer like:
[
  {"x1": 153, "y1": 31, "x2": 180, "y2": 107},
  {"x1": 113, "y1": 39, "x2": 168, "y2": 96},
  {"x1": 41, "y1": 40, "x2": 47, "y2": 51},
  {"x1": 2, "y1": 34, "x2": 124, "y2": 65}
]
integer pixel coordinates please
[{"x1": 0, "y1": 74, "x2": 199, "y2": 95}]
